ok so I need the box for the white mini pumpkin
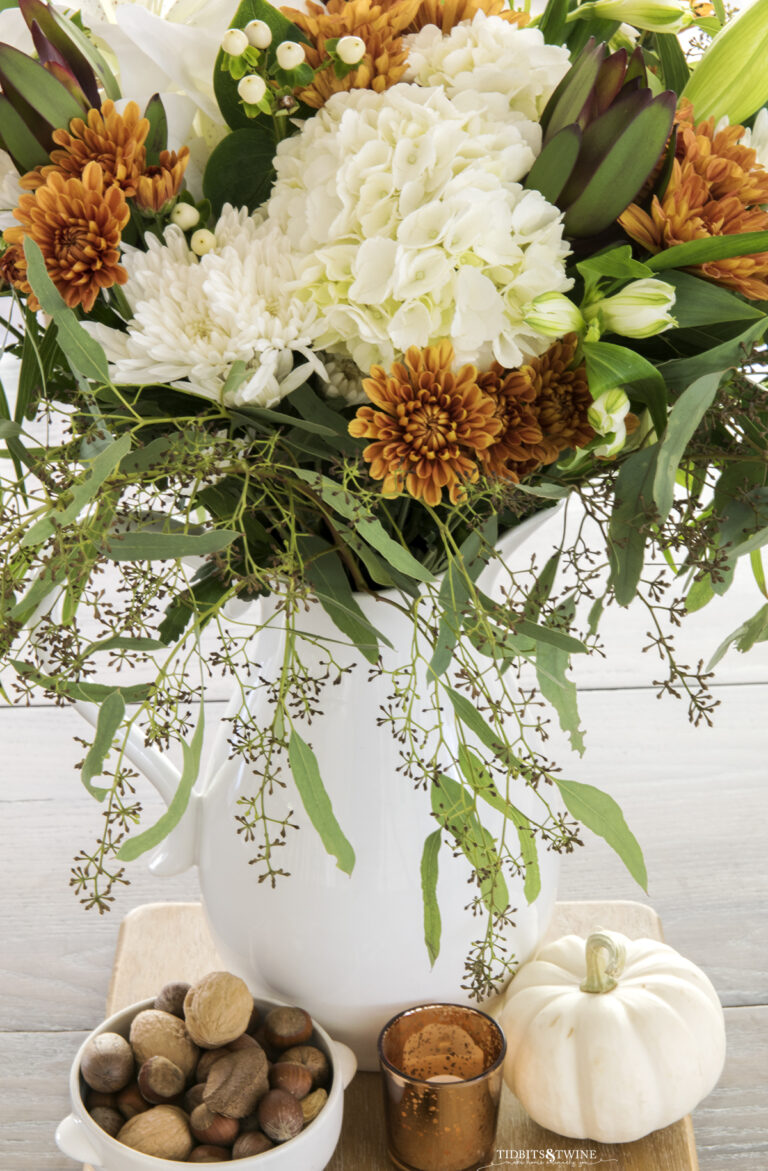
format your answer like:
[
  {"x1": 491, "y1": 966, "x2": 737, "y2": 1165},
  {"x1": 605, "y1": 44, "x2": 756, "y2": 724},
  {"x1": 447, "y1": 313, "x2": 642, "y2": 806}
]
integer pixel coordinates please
[{"x1": 500, "y1": 929, "x2": 726, "y2": 1143}]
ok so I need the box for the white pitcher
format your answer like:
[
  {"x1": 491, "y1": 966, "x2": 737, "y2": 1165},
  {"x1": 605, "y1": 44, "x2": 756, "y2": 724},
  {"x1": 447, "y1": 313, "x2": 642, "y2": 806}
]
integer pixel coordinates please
[{"x1": 71, "y1": 507, "x2": 562, "y2": 1069}]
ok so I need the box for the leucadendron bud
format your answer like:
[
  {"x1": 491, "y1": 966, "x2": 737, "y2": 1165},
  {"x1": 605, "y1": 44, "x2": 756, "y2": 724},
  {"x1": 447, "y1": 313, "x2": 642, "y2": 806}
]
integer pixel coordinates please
[
  {"x1": 584, "y1": 278, "x2": 676, "y2": 339},
  {"x1": 568, "y1": 0, "x2": 689, "y2": 33},
  {"x1": 588, "y1": 388, "x2": 632, "y2": 457},
  {"x1": 524, "y1": 292, "x2": 585, "y2": 338},
  {"x1": 682, "y1": 0, "x2": 768, "y2": 123}
]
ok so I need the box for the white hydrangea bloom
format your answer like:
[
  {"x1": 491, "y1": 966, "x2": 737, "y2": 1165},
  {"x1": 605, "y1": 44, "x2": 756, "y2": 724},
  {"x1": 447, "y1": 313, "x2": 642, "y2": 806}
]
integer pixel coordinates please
[
  {"x1": 84, "y1": 205, "x2": 324, "y2": 408},
  {"x1": 403, "y1": 13, "x2": 570, "y2": 123},
  {"x1": 264, "y1": 84, "x2": 572, "y2": 372}
]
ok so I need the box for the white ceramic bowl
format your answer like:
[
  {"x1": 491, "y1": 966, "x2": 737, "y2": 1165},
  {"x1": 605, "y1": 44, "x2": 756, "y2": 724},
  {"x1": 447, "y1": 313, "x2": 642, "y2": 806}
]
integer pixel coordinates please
[{"x1": 56, "y1": 996, "x2": 357, "y2": 1170}]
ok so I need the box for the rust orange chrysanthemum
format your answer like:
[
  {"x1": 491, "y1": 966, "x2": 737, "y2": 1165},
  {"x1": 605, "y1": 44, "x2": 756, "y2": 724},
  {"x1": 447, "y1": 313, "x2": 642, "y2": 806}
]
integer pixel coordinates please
[
  {"x1": 5, "y1": 161, "x2": 130, "y2": 313},
  {"x1": 620, "y1": 102, "x2": 768, "y2": 300},
  {"x1": 349, "y1": 342, "x2": 501, "y2": 505},
  {"x1": 280, "y1": 0, "x2": 420, "y2": 108},
  {"x1": 21, "y1": 100, "x2": 149, "y2": 198},
  {"x1": 134, "y1": 148, "x2": 191, "y2": 213},
  {"x1": 476, "y1": 364, "x2": 547, "y2": 482},
  {"x1": 526, "y1": 335, "x2": 594, "y2": 463},
  {"x1": 402, "y1": 0, "x2": 529, "y2": 34}
]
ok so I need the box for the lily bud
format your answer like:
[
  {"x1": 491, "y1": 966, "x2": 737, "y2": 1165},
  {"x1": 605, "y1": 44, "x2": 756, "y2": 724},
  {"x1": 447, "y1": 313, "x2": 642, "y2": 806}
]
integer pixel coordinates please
[
  {"x1": 568, "y1": 0, "x2": 689, "y2": 33},
  {"x1": 682, "y1": 0, "x2": 768, "y2": 123},
  {"x1": 170, "y1": 203, "x2": 200, "y2": 231},
  {"x1": 336, "y1": 36, "x2": 366, "y2": 66},
  {"x1": 588, "y1": 388, "x2": 632, "y2": 457},
  {"x1": 584, "y1": 278, "x2": 677, "y2": 339},
  {"x1": 245, "y1": 19, "x2": 272, "y2": 49},
  {"x1": 190, "y1": 229, "x2": 217, "y2": 257},
  {"x1": 524, "y1": 292, "x2": 585, "y2": 339},
  {"x1": 238, "y1": 74, "x2": 268, "y2": 105},
  {"x1": 221, "y1": 28, "x2": 249, "y2": 57},
  {"x1": 276, "y1": 41, "x2": 305, "y2": 70}
]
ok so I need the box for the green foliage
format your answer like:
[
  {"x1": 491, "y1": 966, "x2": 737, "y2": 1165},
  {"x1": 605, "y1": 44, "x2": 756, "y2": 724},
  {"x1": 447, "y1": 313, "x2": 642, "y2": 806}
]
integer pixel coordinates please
[
  {"x1": 555, "y1": 778, "x2": 647, "y2": 891},
  {"x1": 203, "y1": 124, "x2": 278, "y2": 215},
  {"x1": 288, "y1": 729, "x2": 356, "y2": 875},
  {"x1": 420, "y1": 831, "x2": 442, "y2": 967}
]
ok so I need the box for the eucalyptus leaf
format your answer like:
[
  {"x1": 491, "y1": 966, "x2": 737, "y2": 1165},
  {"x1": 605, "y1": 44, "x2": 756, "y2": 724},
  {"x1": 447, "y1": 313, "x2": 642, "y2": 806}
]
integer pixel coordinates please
[
  {"x1": 445, "y1": 686, "x2": 501, "y2": 754},
  {"x1": 81, "y1": 691, "x2": 126, "y2": 801},
  {"x1": 431, "y1": 775, "x2": 509, "y2": 915},
  {"x1": 653, "y1": 373, "x2": 720, "y2": 521},
  {"x1": 608, "y1": 446, "x2": 658, "y2": 606},
  {"x1": 421, "y1": 830, "x2": 442, "y2": 967},
  {"x1": 707, "y1": 604, "x2": 768, "y2": 669},
  {"x1": 118, "y1": 708, "x2": 204, "y2": 861},
  {"x1": 21, "y1": 434, "x2": 131, "y2": 548},
  {"x1": 10, "y1": 660, "x2": 152, "y2": 703},
  {"x1": 430, "y1": 518, "x2": 497, "y2": 677},
  {"x1": 535, "y1": 601, "x2": 585, "y2": 756},
  {"x1": 658, "y1": 319, "x2": 767, "y2": 392},
  {"x1": 0, "y1": 419, "x2": 21, "y2": 439},
  {"x1": 289, "y1": 729, "x2": 355, "y2": 874},
  {"x1": 298, "y1": 535, "x2": 387, "y2": 664},
  {"x1": 105, "y1": 529, "x2": 240, "y2": 561},
  {"x1": 555, "y1": 778, "x2": 647, "y2": 890}
]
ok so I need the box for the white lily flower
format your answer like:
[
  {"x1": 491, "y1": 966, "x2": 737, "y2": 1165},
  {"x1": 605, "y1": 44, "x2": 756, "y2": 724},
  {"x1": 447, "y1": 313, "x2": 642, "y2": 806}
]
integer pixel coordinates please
[
  {"x1": 588, "y1": 388, "x2": 632, "y2": 458},
  {"x1": 585, "y1": 278, "x2": 677, "y2": 339},
  {"x1": 524, "y1": 292, "x2": 585, "y2": 338},
  {"x1": 570, "y1": 0, "x2": 689, "y2": 33}
]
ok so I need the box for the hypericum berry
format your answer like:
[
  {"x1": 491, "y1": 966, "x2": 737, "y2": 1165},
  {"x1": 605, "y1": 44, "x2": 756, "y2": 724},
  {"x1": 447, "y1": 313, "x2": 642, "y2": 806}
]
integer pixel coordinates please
[
  {"x1": 170, "y1": 204, "x2": 200, "y2": 231},
  {"x1": 221, "y1": 28, "x2": 249, "y2": 56},
  {"x1": 276, "y1": 41, "x2": 305, "y2": 70},
  {"x1": 245, "y1": 19, "x2": 272, "y2": 49},
  {"x1": 237, "y1": 74, "x2": 268, "y2": 105},
  {"x1": 336, "y1": 35, "x2": 366, "y2": 65},
  {"x1": 190, "y1": 229, "x2": 217, "y2": 257}
]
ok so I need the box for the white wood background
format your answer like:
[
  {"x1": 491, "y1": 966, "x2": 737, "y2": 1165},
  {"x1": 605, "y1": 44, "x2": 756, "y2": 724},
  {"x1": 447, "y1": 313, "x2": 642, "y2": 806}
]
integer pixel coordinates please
[{"x1": 1, "y1": 365, "x2": 767, "y2": 1168}]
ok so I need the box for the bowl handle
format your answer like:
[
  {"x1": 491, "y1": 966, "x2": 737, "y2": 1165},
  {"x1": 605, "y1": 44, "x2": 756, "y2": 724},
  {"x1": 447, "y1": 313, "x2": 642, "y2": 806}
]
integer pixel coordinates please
[
  {"x1": 55, "y1": 1114, "x2": 101, "y2": 1166},
  {"x1": 333, "y1": 1040, "x2": 358, "y2": 1088}
]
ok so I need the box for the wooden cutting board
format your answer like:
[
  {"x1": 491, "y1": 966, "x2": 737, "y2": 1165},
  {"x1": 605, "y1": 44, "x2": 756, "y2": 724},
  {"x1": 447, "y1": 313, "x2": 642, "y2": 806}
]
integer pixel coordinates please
[{"x1": 86, "y1": 900, "x2": 699, "y2": 1171}]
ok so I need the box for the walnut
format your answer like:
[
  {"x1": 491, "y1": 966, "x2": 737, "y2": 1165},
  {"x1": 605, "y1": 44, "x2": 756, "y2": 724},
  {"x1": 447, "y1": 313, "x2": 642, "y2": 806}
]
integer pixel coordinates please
[
  {"x1": 183, "y1": 972, "x2": 255, "y2": 1049},
  {"x1": 117, "y1": 1104, "x2": 193, "y2": 1160},
  {"x1": 129, "y1": 1009, "x2": 199, "y2": 1081},
  {"x1": 203, "y1": 1046, "x2": 269, "y2": 1119}
]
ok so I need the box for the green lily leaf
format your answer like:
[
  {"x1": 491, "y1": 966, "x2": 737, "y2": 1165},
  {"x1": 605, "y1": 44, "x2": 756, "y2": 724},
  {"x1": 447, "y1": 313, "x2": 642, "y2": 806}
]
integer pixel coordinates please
[
  {"x1": 663, "y1": 271, "x2": 765, "y2": 328},
  {"x1": 653, "y1": 373, "x2": 720, "y2": 522},
  {"x1": 658, "y1": 318, "x2": 767, "y2": 392},
  {"x1": 582, "y1": 340, "x2": 668, "y2": 436},
  {"x1": 608, "y1": 445, "x2": 658, "y2": 605},
  {"x1": 653, "y1": 32, "x2": 690, "y2": 93},
  {"x1": 648, "y1": 231, "x2": 768, "y2": 273}
]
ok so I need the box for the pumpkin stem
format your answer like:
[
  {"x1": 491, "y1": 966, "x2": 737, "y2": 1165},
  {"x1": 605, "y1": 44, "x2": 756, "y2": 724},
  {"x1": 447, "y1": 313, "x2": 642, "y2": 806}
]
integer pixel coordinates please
[{"x1": 580, "y1": 930, "x2": 626, "y2": 994}]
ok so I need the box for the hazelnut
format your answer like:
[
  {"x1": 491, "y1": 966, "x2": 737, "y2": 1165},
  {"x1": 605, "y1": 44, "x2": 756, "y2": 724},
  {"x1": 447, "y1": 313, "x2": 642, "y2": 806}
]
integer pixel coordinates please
[
  {"x1": 204, "y1": 1047, "x2": 269, "y2": 1118},
  {"x1": 184, "y1": 972, "x2": 254, "y2": 1049},
  {"x1": 81, "y1": 1032, "x2": 134, "y2": 1093},
  {"x1": 301, "y1": 1088, "x2": 328, "y2": 1124},
  {"x1": 116, "y1": 1081, "x2": 151, "y2": 1120},
  {"x1": 153, "y1": 981, "x2": 190, "y2": 1019},
  {"x1": 257, "y1": 1089, "x2": 304, "y2": 1143},
  {"x1": 269, "y1": 1061, "x2": 313, "y2": 1100},
  {"x1": 89, "y1": 1106, "x2": 124, "y2": 1138},
  {"x1": 264, "y1": 1006, "x2": 313, "y2": 1051},
  {"x1": 190, "y1": 1102, "x2": 240, "y2": 1147},
  {"x1": 197, "y1": 1034, "x2": 260, "y2": 1082},
  {"x1": 280, "y1": 1044, "x2": 329, "y2": 1088},
  {"x1": 138, "y1": 1055, "x2": 186, "y2": 1103},
  {"x1": 117, "y1": 1104, "x2": 193, "y2": 1160},
  {"x1": 246, "y1": 1003, "x2": 261, "y2": 1035},
  {"x1": 189, "y1": 1146, "x2": 232, "y2": 1162},
  {"x1": 232, "y1": 1131, "x2": 275, "y2": 1157},
  {"x1": 185, "y1": 1082, "x2": 207, "y2": 1113},
  {"x1": 86, "y1": 1090, "x2": 118, "y2": 1110},
  {"x1": 129, "y1": 1009, "x2": 199, "y2": 1080}
]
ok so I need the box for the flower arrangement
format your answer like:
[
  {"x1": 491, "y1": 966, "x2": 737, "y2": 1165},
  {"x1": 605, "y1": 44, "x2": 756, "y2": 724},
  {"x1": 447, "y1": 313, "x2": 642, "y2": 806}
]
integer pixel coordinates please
[{"x1": 1, "y1": 0, "x2": 768, "y2": 997}]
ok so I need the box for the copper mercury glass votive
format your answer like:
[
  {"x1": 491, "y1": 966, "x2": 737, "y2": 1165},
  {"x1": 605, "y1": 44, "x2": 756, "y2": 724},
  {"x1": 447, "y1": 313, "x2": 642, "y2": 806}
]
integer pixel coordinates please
[{"x1": 378, "y1": 1003, "x2": 506, "y2": 1171}]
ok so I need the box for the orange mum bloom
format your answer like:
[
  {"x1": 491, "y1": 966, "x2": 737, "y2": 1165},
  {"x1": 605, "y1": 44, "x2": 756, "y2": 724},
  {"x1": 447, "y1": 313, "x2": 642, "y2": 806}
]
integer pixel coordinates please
[
  {"x1": 5, "y1": 161, "x2": 129, "y2": 313},
  {"x1": 134, "y1": 148, "x2": 191, "y2": 213},
  {"x1": 528, "y1": 335, "x2": 594, "y2": 463},
  {"x1": 620, "y1": 102, "x2": 768, "y2": 300},
  {"x1": 21, "y1": 100, "x2": 149, "y2": 198},
  {"x1": 403, "y1": 0, "x2": 529, "y2": 33},
  {"x1": 476, "y1": 364, "x2": 547, "y2": 482},
  {"x1": 281, "y1": 0, "x2": 420, "y2": 108},
  {"x1": 349, "y1": 342, "x2": 501, "y2": 505}
]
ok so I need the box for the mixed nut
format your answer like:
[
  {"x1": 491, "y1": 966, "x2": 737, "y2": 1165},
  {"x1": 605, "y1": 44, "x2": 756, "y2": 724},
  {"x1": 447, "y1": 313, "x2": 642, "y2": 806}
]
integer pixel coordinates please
[{"x1": 79, "y1": 971, "x2": 330, "y2": 1162}]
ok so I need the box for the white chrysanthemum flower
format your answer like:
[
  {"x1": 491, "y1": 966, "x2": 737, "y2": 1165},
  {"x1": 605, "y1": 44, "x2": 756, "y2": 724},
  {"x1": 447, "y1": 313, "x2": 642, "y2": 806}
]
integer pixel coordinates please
[
  {"x1": 0, "y1": 151, "x2": 23, "y2": 231},
  {"x1": 264, "y1": 84, "x2": 572, "y2": 372},
  {"x1": 84, "y1": 206, "x2": 324, "y2": 408},
  {"x1": 403, "y1": 13, "x2": 570, "y2": 123},
  {"x1": 743, "y1": 107, "x2": 768, "y2": 174},
  {"x1": 320, "y1": 354, "x2": 368, "y2": 405}
]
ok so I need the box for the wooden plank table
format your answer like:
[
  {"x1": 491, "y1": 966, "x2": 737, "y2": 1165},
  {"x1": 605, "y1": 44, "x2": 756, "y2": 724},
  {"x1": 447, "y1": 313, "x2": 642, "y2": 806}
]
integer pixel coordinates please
[{"x1": 84, "y1": 900, "x2": 697, "y2": 1171}]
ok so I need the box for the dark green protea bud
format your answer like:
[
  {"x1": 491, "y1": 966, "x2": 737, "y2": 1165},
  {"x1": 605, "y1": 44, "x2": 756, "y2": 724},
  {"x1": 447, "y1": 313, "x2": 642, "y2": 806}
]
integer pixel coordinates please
[
  {"x1": 525, "y1": 38, "x2": 676, "y2": 239},
  {"x1": 0, "y1": 0, "x2": 120, "y2": 172}
]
